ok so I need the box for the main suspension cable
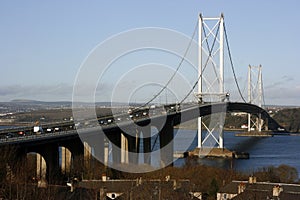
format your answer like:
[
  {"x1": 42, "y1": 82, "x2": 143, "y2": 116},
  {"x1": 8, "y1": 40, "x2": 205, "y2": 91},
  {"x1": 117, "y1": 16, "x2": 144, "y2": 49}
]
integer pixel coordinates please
[
  {"x1": 139, "y1": 20, "x2": 199, "y2": 108},
  {"x1": 261, "y1": 73, "x2": 266, "y2": 108},
  {"x1": 147, "y1": 21, "x2": 199, "y2": 152},
  {"x1": 223, "y1": 22, "x2": 247, "y2": 103}
]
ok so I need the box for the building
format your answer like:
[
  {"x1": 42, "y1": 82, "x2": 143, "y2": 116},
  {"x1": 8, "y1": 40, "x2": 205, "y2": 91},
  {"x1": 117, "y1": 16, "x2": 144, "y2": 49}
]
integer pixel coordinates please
[
  {"x1": 73, "y1": 176, "x2": 202, "y2": 200},
  {"x1": 217, "y1": 177, "x2": 300, "y2": 200}
]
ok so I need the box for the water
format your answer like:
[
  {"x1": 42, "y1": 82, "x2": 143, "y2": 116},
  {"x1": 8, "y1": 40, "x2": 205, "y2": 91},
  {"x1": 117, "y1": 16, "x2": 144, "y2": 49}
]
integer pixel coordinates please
[
  {"x1": 173, "y1": 129, "x2": 300, "y2": 176},
  {"x1": 0, "y1": 125, "x2": 15, "y2": 130},
  {"x1": 2, "y1": 125, "x2": 299, "y2": 176}
]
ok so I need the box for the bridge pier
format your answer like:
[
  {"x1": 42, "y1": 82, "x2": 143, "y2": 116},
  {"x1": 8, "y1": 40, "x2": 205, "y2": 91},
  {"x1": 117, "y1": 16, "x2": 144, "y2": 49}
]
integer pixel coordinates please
[
  {"x1": 2, "y1": 133, "x2": 106, "y2": 183},
  {"x1": 121, "y1": 129, "x2": 140, "y2": 164},
  {"x1": 106, "y1": 127, "x2": 142, "y2": 166},
  {"x1": 106, "y1": 132, "x2": 121, "y2": 164},
  {"x1": 121, "y1": 133, "x2": 129, "y2": 164},
  {"x1": 80, "y1": 132, "x2": 108, "y2": 172},
  {"x1": 84, "y1": 142, "x2": 92, "y2": 170},
  {"x1": 140, "y1": 126, "x2": 151, "y2": 165},
  {"x1": 46, "y1": 145, "x2": 60, "y2": 184},
  {"x1": 159, "y1": 119, "x2": 174, "y2": 167},
  {"x1": 61, "y1": 147, "x2": 71, "y2": 174},
  {"x1": 128, "y1": 128, "x2": 140, "y2": 164},
  {"x1": 7, "y1": 147, "x2": 28, "y2": 183},
  {"x1": 265, "y1": 118, "x2": 269, "y2": 131},
  {"x1": 61, "y1": 138, "x2": 85, "y2": 177},
  {"x1": 32, "y1": 143, "x2": 60, "y2": 184},
  {"x1": 36, "y1": 153, "x2": 47, "y2": 184}
]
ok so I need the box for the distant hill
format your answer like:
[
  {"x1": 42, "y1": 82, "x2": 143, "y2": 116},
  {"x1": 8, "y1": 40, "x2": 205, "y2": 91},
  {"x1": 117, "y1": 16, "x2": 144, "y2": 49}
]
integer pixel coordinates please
[
  {"x1": 3, "y1": 100, "x2": 135, "y2": 110},
  {"x1": 11, "y1": 99, "x2": 40, "y2": 103},
  {"x1": 273, "y1": 108, "x2": 300, "y2": 132},
  {"x1": 9, "y1": 99, "x2": 72, "y2": 107},
  {"x1": 8, "y1": 99, "x2": 142, "y2": 107}
]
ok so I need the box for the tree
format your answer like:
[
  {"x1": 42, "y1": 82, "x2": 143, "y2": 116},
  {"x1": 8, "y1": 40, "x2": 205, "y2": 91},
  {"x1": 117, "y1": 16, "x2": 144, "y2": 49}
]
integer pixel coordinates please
[
  {"x1": 275, "y1": 164, "x2": 298, "y2": 183},
  {"x1": 254, "y1": 165, "x2": 299, "y2": 183},
  {"x1": 208, "y1": 178, "x2": 219, "y2": 199}
]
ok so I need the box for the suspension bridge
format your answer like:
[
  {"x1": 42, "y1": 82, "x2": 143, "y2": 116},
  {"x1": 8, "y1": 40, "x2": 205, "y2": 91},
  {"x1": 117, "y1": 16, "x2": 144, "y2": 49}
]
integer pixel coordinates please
[{"x1": 0, "y1": 14, "x2": 286, "y2": 183}]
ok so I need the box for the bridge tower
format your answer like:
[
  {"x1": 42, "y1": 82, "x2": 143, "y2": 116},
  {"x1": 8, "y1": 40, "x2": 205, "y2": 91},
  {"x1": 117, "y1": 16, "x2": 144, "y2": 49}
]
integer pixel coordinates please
[
  {"x1": 247, "y1": 65, "x2": 265, "y2": 132},
  {"x1": 196, "y1": 14, "x2": 226, "y2": 149}
]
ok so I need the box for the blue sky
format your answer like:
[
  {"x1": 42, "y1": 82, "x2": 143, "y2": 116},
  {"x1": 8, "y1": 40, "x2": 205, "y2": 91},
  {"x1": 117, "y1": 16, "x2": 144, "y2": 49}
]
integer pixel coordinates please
[{"x1": 1, "y1": 1, "x2": 300, "y2": 105}]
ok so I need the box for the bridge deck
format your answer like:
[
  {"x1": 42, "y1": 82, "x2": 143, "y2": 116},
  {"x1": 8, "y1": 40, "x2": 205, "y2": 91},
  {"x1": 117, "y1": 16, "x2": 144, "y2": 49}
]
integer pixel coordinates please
[{"x1": 0, "y1": 102, "x2": 286, "y2": 146}]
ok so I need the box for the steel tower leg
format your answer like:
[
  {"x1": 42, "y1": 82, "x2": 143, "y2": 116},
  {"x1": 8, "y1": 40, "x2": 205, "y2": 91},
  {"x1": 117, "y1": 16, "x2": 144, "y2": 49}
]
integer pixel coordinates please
[
  {"x1": 248, "y1": 65, "x2": 252, "y2": 132},
  {"x1": 197, "y1": 13, "x2": 203, "y2": 148},
  {"x1": 197, "y1": 13, "x2": 225, "y2": 149},
  {"x1": 219, "y1": 15, "x2": 224, "y2": 149},
  {"x1": 248, "y1": 65, "x2": 264, "y2": 132}
]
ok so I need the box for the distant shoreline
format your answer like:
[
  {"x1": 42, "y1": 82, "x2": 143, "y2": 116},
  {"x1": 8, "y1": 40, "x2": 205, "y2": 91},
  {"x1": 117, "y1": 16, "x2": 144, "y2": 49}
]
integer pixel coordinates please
[
  {"x1": 174, "y1": 125, "x2": 244, "y2": 131},
  {"x1": 0, "y1": 122, "x2": 33, "y2": 126}
]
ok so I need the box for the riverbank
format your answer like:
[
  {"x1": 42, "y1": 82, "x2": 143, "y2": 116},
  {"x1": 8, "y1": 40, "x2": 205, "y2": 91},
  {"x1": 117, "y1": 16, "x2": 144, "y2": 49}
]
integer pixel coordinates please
[{"x1": 0, "y1": 122, "x2": 33, "y2": 127}]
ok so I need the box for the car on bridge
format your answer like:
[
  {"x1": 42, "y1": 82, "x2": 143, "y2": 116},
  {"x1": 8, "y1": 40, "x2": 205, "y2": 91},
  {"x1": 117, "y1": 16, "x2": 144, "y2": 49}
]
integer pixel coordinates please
[
  {"x1": 17, "y1": 131, "x2": 25, "y2": 136},
  {"x1": 5, "y1": 132, "x2": 16, "y2": 138},
  {"x1": 164, "y1": 103, "x2": 181, "y2": 113},
  {"x1": 128, "y1": 106, "x2": 150, "y2": 120},
  {"x1": 46, "y1": 128, "x2": 52, "y2": 133},
  {"x1": 33, "y1": 126, "x2": 44, "y2": 134}
]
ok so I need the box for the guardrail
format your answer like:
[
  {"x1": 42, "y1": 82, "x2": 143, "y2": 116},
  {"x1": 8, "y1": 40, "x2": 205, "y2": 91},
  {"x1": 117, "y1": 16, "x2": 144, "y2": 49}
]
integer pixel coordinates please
[{"x1": 0, "y1": 130, "x2": 78, "y2": 144}]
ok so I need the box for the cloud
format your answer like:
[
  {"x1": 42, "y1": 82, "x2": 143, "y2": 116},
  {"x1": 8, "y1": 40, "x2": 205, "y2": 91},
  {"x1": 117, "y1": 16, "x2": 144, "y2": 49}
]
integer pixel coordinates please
[
  {"x1": 0, "y1": 84, "x2": 73, "y2": 102},
  {"x1": 265, "y1": 75, "x2": 294, "y2": 89},
  {"x1": 0, "y1": 82, "x2": 118, "y2": 102},
  {"x1": 264, "y1": 84, "x2": 300, "y2": 106}
]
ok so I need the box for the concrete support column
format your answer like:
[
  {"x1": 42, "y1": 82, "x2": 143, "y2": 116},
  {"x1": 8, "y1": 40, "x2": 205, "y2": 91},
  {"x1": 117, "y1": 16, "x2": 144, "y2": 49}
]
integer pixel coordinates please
[
  {"x1": 9, "y1": 147, "x2": 27, "y2": 182},
  {"x1": 106, "y1": 133, "x2": 121, "y2": 164},
  {"x1": 91, "y1": 132, "x2": 105, "y2": 166},
  {"x1": 198, "y1": 117, "x2": 202, "y2": 148},
  {"x1": 159, "y1": 119, "x2": 174, "y2": 167},
  {"x1": 135, "y1": 129, "x2": 140, "y2": 164},
  {"x1": 121, "y1": 133, "x2": 129, "y2": 164},
  {"x1": 257, "y1": 113, "x2": 263, "y2": 132},
  {"x1": 36, "y1": 153, "x2": 47, "y2": 182},
  {"x1": 64, "y1": 138, "x2": 84, "y2": 176},
  {"x1": 104, "y1": 138, "x2": 109, "y2": 167},
  {"x1": 26, "y1": 146, "x2": 49, "y2": 185},
  {"x1": 61, "y1": 147, "x2": 71, "y2": 174},
  {"x1": 219, "y1": 114, "x2": 224, "y2": 149},
  {"x1": 43, "y1": 144, "x2": 60, "y2": 184},
  {"x1": 140, "y1": 126, "x2": 151, "y2": 165},
  {"x1": 265, "y1": 118, "x2": 269, "y2": 131},
  {"x1": 84, "y1": 142, "x2": 92, "y2": 169},
  {"x1": 121, "y1": 127, "x2": 141, "y2": 164},
  {"x1": 248, "y1": 113, "x2": 251, "y2": 132},
  {"x1": 127, "y1": 128, "x2": 140, "y2": 164}
]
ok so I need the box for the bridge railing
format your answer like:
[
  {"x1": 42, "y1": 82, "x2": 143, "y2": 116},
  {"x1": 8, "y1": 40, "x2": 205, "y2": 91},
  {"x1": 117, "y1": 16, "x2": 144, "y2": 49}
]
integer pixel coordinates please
[{"x1": 0, "y1": 129, "x2": 78, "y2": 144}]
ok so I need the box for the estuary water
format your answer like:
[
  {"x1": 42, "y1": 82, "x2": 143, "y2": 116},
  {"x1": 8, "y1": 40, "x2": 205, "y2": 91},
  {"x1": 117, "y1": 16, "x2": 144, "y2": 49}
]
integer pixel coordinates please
[
  {"x1": 173, "y1": 129, "x2": 300, "y2": 176},
  {"x1": 0, "y1": 126, "x2": 15, "y2": 130}
]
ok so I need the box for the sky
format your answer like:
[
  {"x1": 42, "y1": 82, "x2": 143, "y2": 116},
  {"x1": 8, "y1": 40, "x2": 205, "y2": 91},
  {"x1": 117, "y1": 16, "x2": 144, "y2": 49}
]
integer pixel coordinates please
[{"x1": 1, "y1": 0, "x2": 300, "y2": 106}]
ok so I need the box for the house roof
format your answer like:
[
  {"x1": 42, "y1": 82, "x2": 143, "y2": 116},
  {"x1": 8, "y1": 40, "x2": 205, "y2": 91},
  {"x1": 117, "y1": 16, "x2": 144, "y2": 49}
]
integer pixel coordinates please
[
  {"x1": 218, "y1": 181, "x2": 247, "y2": 194},
  {"x1": 78, "y1": 179, "x2": 191, "y2": 193},
  {"x1": 246, "y1": 182, "x2": 300, "y2": 194},
  {"x1": 232, "y1": 190, "x2": 300, "y2": 200},
  {"x1": 231, "y1": 190, "x2": 273, "y2": 200},
  {"x1": 223, "y1": 181, "x2": 300, "y2": 200}
]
